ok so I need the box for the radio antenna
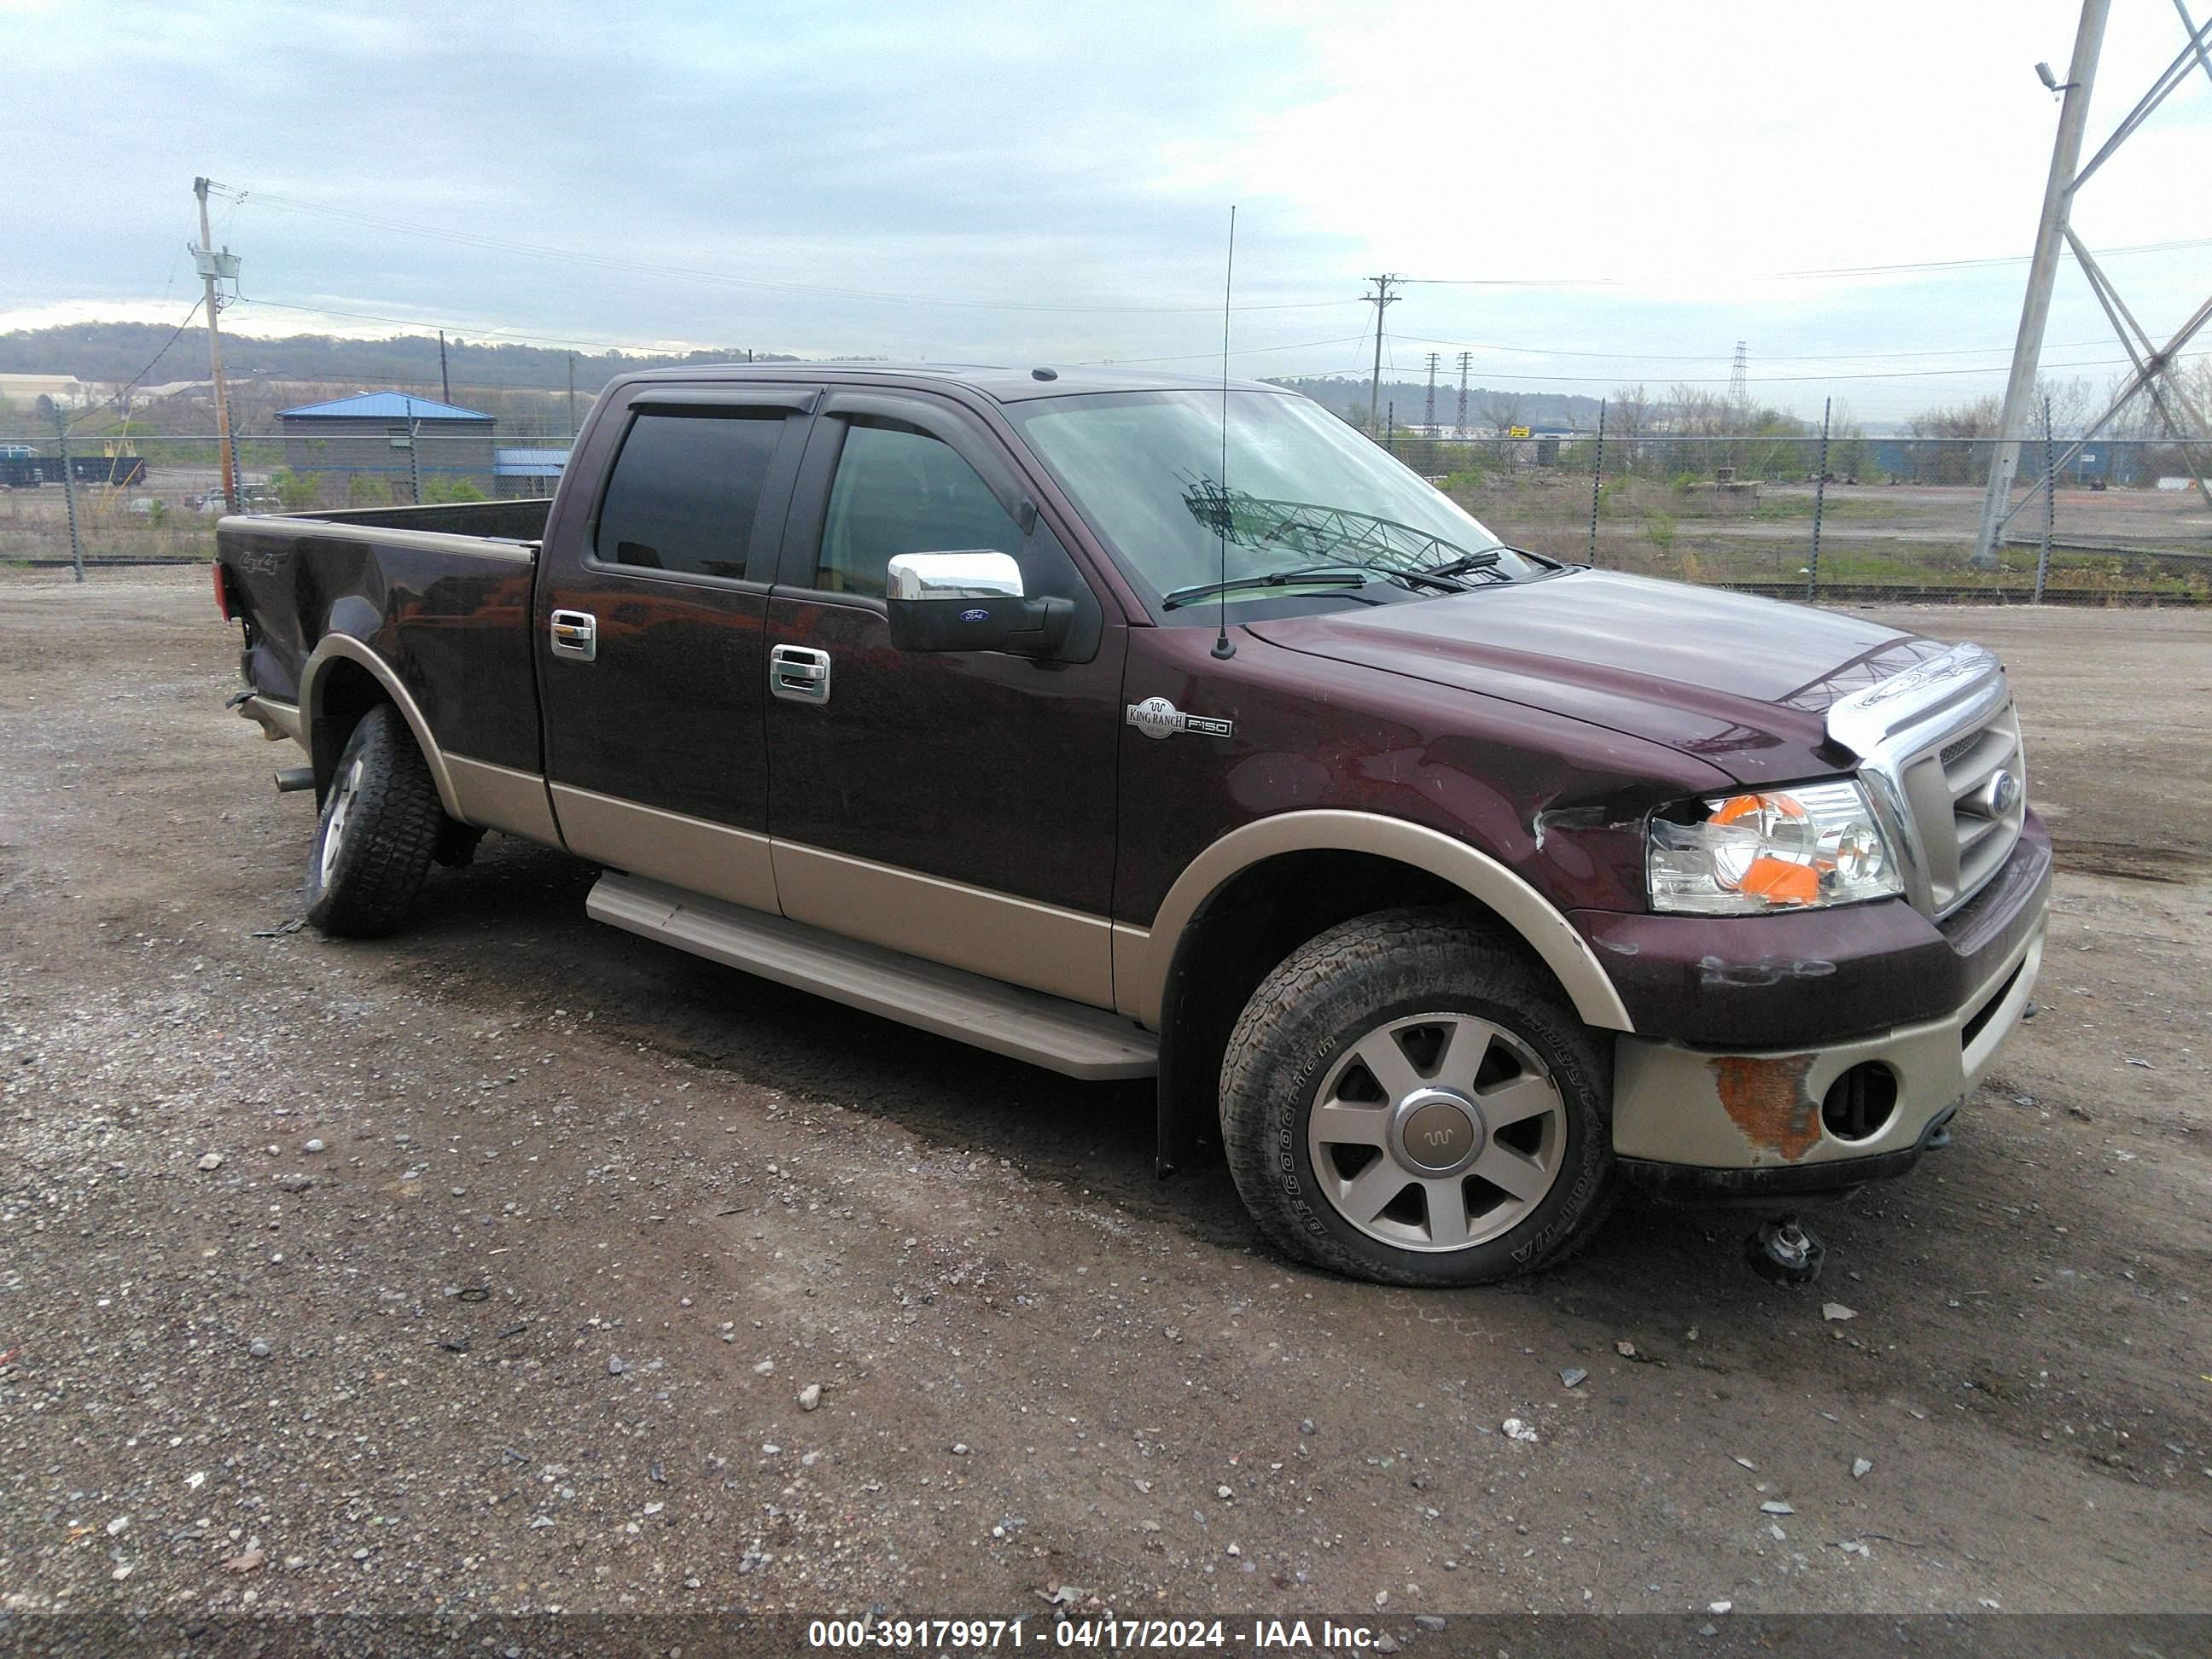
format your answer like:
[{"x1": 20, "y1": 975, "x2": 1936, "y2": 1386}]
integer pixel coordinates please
[{"x1": 1212, "y1": 203, "x2": 1237, "y2": 661}]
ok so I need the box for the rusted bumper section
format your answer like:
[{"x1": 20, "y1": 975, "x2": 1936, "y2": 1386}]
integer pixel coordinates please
[{"x1": 1610, "y1": 916, "x2": 2045, "y2": 1192}]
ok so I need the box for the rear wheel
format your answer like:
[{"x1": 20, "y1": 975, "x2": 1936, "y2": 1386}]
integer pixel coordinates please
[
  {"x1": 1220, "y1": 908, "x2": 1615, "y2": 1286},
  {"x1": 302, "y1": 703, "x2": 444, "y2": 938}
]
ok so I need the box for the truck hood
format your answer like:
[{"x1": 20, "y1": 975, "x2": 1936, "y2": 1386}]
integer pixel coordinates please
[{"x1": 1246, "y1": 569, "x2": 1953, "y2": 785}]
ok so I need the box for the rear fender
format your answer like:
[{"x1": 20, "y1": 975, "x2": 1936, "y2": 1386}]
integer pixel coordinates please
[{"x1": 299, "y1": 635, "x2": 464, "y2": 819}]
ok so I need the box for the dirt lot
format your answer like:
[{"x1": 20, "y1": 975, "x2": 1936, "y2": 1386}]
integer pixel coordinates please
[{"x1": 2, "y1": 573, "x2": 2208, "y2": 1629}]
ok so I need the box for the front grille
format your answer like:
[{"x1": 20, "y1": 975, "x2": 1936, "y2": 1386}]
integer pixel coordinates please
[
  {"x1": 1825, "y1": 642, "x2": 2023, "y2": 920},
  {"x1": 1899, "y1": 701, "x2": 2027, "y2": 915}
]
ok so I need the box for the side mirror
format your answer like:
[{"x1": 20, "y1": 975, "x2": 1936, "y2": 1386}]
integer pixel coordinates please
[{"x1": 885, "y1": 550, "x2": 1073, "y2": 656}]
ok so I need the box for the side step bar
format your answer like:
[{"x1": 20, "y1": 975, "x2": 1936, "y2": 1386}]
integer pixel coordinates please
[{"x1": 585, "y1": 873, "x2": 1159, "y2": 1081}]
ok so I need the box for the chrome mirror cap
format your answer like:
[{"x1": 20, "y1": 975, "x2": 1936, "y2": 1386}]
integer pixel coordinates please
[{"x1": 886, "y1": 550, "x2": 1025, "y2": 602}]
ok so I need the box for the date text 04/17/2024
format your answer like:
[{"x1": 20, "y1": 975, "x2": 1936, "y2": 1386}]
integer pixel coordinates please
[{"x1": 805, "y1": 1617, "x2": 1382, "y2": 1650}]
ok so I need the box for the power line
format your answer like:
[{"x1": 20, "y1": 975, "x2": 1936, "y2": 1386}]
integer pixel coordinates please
[
  {"x1": 224, "y1": 186, "x2": 1357, "y2": 317},
  {"x1": 1389, "y1": 330, "x2": 2123, "y2": 364},
  {"x1": 1399, "y1": 233, "x2": 2212, "y2": 288},
  {"x1": 1082, "y1": 332, "x2": 1372, "y2": 366},
  {"x1": 1284, "y1": 350, "x2": 2206, "y2": 387},
  {"x1": 77, "y1": 296, "x2": 205, "y2": 423},
  {"x1": 205, "y1": 179, "x2": 2212, "y2": 339},
  {"x1": 231, "y1": 297, "x2": 699, "y2": 356}
]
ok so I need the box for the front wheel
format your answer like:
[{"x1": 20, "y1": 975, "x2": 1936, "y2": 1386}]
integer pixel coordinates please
[
  {"x1": 302, "y1": 703, "x2": 444, "y2": 938},
  {"x1": 1219, "y1": 909, "x2": 1615, "y2": 1287}
]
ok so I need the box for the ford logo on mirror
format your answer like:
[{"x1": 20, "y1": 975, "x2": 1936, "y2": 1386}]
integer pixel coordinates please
[{"x1": 959, "y1": 608, "x2": 989, "y2": 622}]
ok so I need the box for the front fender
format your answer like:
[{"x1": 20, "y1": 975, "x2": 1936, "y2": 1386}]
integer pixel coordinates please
[{"x1": 1115, "y1": 810, "x2": 1634, "y2": 1034}]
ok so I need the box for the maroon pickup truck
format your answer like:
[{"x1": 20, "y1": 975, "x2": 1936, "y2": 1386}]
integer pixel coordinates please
[{"x1": 214, "y1": 364, "x2": 2048, "y2": 1287}]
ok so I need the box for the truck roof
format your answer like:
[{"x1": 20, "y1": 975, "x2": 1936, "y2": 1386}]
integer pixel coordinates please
[{"x1": 614, "y1": 361, "x2": 1298, "y2": 405}]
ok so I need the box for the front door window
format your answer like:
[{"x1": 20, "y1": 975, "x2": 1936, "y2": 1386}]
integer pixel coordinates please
[{"x1": 814, "y1": 421, "x2": 1024, "y2": 598}]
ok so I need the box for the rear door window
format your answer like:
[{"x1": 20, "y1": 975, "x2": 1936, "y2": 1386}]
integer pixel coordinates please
[{"x1": 594, "y1": 410, "x2": 787, "y2": 580}]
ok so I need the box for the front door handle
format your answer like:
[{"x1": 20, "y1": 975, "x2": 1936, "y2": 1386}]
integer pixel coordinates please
[
  {"x1": 769, "y1": 643, "x2": 832, "y2": 705},
  {"x1": 550, "y1": 609, "x2": 597, "y2": 662}
]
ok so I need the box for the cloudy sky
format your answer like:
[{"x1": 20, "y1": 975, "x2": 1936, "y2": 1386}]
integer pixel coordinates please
[{"x1": 9, "y1": 0, "x2": 2209, "y2": 419}]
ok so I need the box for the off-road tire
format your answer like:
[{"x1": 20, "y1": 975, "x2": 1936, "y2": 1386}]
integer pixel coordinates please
[
  {"x1": 1219, "y1": 907, "x2": 1615, "y2": 1287},
  {"x1": 302, "y1": 704, "x2": 443, "y2": 939}
]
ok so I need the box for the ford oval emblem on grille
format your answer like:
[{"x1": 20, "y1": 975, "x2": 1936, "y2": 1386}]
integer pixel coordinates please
[
  {"x1": 958, "y1": 608, "x2": 989, "y2": 622},
  {"x1": 1982, "y1": 770, "x2": 2020, "y2": 815}
]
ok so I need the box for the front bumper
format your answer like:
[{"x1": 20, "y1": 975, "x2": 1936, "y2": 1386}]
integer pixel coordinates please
[{"x1": 1607, "y1": 885, "x2": 2046, "y2": 1185}]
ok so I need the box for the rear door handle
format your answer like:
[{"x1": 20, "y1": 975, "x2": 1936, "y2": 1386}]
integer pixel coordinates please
[
  {"x1": 550, "y1": 609, "x2": 597, "y2": 662},
  {"x1": 769, "y1": 643, "x2": 832, "y2": 704}
]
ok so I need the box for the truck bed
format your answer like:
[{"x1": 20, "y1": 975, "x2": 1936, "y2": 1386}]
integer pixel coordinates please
[{"x1": 217, "y1": 498, "x2": 549, "y2": 781}]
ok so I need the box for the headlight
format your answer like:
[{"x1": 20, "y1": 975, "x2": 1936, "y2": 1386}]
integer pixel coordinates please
[{"x1": 1648, "y1": 779, "x2": 1902, "y2": 915}]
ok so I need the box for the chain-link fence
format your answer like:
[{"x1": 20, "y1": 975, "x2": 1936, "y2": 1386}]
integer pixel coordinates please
[
  {"x1": 0, "y1": 430, "x2": 573, "y2": 573},
  {"x1": 1387, "y1": 431, "x2": 2211, "y2": 605},
  {"x1": 7, "y1": 423, "x2": 2207, "y2": 604}
]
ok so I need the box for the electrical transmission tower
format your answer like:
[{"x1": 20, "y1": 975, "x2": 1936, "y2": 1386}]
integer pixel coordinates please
[
  {"x1": 1361, "y1": 275, "x2": 1403, "y2": 435},
  {"x1": 1727, "y1": 341, "x2": 1750, "y2": 422},
  {"x1": 1423, "y1": 352, "x2": 1441, "y2": 429},
  {"x1": 1456, "y1": 351, "x2": 1472, "y2": 437},
  {"x1": 1973, "y1": 0, "x2": 2212, "y2": 566}
]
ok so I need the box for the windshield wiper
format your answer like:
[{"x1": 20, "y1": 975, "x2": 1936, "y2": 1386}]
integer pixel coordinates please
[
  {"x1": 1423, "y1": 546, "x2": 1506, "y2": 581},
  {"x1": 1161, "y1": 566, "x2": 1374, "y2": 610},
  {"x1": 1388, "y1": 565, "x2": 1470, "y2": 593},
  {"x1": 1424, "y1": 541, "x2": 1569, "y2": 583}
]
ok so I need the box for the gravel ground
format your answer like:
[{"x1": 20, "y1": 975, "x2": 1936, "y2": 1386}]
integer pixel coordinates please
[{"x1": 1, "y1": 572, "x2": 2208, "y2": 1627}]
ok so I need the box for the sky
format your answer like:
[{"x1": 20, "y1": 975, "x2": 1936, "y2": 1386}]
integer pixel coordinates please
[{"x1": 7, "y1": 0, "x2": 2210, "y2": 422}]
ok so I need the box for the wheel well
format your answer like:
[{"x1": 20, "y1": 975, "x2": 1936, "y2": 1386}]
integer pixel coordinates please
[
  {"x1": 308, "y1": 659, "x2": 391, "y2": 799},
  {"x1": 1153, "y1": 849, "x2": 1568, "y2": 1174}
]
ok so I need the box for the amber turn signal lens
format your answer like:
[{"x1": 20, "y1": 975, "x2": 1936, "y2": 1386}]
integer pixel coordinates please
[{"x1": 1738, "y1": 855, "x2": 1819, "y2": 904}]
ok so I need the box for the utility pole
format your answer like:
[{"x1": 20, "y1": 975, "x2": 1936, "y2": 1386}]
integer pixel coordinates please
[
  {"x1": 191, "y1": 177, "x2": 242, "y2": 514},
  {"x1": 1587, "y1": 399, "x2": 1606, "y2": 563},
  {"x1": 1972, "y1": 0, "x2": 2110, "y2": 566},
  {"x1": 54, "y1": 405, "x2": 84, "y2": 584},
  {"x1": 439, "y1": 329, "x2": 451, "y2": 404},
  {"x1": 1362, "y1": 275, "x2": 1401, "y2": 436},
  {"x1": 1423, "y1": 352, "x2": 1441, "y2": 430},
  {"x1": 566, "y1": 352, "x2": 578, "y2": 439},
  {"x1": 1455, "y1": 350, "x2": 1472, "y2": 438},
  {"x1": 2037, "y1": 392, "x2": 2056, "y2": 602},
  {"x1": 1808, "y1": 397, "x2": 1832, "y2": 602}
]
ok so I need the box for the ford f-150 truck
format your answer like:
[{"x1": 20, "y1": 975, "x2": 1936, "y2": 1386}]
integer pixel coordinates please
[{"x1": 213, "y1": 364, "x2": 2049, "y2": 1286}]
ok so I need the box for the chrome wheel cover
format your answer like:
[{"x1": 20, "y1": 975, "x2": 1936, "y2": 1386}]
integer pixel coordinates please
[
  {"x1": 1306, "y1": 1011, "x2": 1566, "y2": 1253},
  {"x1": 319, "y1": 757, "x2": 364, "y2": 889}
]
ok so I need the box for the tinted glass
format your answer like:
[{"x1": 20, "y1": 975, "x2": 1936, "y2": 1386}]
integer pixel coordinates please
[
  {"x1": 595, "y1": 411, "x2": 785, "y2": 579},
  {"x1": 815, "y1": 422, "x2": 1023, "y2": 599}
]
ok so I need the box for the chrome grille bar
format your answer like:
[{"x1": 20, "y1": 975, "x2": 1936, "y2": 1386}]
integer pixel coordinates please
[{"x1": 1825, "y1": 642, "x2": 2023, "y2": 918}]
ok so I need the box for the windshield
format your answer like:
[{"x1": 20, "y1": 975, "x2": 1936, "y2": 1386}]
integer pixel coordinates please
[{"x1": 1008, "y1": 388, "x2": 1543, "y2": 618}]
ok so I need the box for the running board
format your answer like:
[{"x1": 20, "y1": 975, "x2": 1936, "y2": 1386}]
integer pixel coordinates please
[{"x1": 585, "y1": 873, "x2": 1159, "y2": 1081}]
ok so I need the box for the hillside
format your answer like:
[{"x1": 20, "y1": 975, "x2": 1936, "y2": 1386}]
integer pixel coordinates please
[
  {"x1": 1267, "y1": 375, "x2": 1606, "y2": 432},
  {"x1": 0, "y1": 322, "x2": 791, "y2": 398}
]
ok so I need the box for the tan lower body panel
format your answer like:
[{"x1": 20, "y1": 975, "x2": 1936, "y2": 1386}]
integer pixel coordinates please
[
  {"x1": 550, "y1": 783, "x2": 777, "y2": 913},
  {"x1": 447, "y1": 755, "x2": 562, "y2": 843},
  {"x1": 1612, "y1": 923, "x2": 2046, "y2": 1169},
  {"x1": 773, "y1": 841, "x2": 1114, "y2": 1010}
]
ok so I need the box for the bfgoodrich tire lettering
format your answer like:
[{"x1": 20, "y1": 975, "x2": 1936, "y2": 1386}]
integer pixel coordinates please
[
  {"x1": 1219, "y1": 907, "x2": 1615, "y2": 1287},
  {"x1": 301, "y1": 703, "x2": 444, "y2": 939}
]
